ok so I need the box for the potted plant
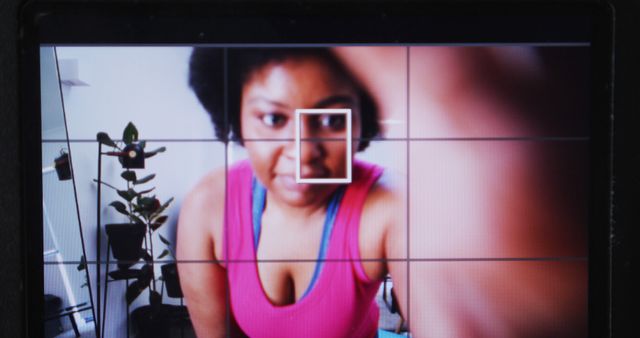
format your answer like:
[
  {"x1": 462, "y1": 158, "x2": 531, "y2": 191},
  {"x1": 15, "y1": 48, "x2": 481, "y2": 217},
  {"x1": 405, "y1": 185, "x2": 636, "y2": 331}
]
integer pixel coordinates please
[
  {"x1": 96, "y1": 122, "x2": 184, "y2": 337},
  {"x1": 96, "y1": 122, "x2": 169, "y2": 265}
]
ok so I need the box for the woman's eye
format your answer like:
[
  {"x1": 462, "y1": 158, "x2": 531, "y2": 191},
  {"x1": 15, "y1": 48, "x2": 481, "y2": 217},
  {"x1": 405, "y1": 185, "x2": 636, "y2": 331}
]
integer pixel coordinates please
[
  {"x1": 319, "y1": 114, "x2": 346, "y2": 131},
  {"x1": 261, "y1": 113, "x2": 287, "y2": 128}
]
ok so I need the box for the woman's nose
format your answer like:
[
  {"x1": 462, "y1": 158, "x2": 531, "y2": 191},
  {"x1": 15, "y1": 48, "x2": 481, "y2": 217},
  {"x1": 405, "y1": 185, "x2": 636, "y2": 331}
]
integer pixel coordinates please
[
  {"x1": 283, "y1": 139, "x2": 324, "y2": 163},
  {"x1": 283, "y1": 119, "x2": 325, "y2": 165},
  {"x1": 298, "y1": 139, "x2": 324, "y2": 165}
]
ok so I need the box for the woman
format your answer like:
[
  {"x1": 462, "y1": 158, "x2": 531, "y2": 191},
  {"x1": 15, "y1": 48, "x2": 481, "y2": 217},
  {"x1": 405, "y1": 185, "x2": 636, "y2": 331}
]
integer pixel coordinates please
[{"x1": 177, "y1": 48, "x2": 407, "y2": 337}]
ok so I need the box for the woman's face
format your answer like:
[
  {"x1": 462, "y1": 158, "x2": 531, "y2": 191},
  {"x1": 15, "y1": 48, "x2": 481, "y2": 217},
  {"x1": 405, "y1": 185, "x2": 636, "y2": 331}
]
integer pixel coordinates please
[{"x1": 240, "y1": 56, "x2": 362, "y2": 207}]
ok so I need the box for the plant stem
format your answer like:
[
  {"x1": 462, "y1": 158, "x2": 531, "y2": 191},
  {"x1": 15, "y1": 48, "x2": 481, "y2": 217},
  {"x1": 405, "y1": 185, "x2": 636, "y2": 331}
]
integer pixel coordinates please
[
  {"x1": 127, "y1": 180, "x2": 133, "y2": 224},
  {"x1": 149, "y1": 225, "x2": 157, "y2": 292}
]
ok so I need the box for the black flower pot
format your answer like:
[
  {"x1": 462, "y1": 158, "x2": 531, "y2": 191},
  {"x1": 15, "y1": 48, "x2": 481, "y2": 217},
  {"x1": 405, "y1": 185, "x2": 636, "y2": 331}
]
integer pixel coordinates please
[
  {"x1": 161, "y1": 263, "x2": 183, "y2": 298},
  {"x1": 131, "y1": 304, "x2": 190, "y2": 338},
  {"x1": 54, "y1": 153, "x2": 72, "y2": 181},
  {"x1": 131, "y1": 304, "x2": 171, "y2": 338},
  {"x1": 120, "y1": 143, "x2": 145, "y2": 169},
  {"x1": 105, "y1": 223, "x2": 146, "y2": 262}
]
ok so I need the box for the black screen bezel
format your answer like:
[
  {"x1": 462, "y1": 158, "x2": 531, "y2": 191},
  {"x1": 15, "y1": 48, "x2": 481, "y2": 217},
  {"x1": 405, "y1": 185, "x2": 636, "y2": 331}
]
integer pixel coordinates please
[{"x1": 20, "y1": 2, "x2": 613, "y2": 337}]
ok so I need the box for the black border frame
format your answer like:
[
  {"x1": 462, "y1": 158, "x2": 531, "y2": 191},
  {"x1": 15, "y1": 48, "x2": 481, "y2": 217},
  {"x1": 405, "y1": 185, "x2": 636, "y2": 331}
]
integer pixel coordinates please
[{"x1": 19, "y1": 1, "x2": 614, "y2": 337}]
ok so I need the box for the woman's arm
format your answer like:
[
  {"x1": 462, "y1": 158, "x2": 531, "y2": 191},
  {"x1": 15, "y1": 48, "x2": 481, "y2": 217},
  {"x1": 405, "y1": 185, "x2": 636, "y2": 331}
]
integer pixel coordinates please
[
  {"x1": 376, "y1": 177, "x2": 409, "y2": 325},
  {"x1": 361, "y1": 173, "x2": 410, "y2": 323},
  {"x1": 177, "y1": 172, "x2": 228, "y2": 337}
]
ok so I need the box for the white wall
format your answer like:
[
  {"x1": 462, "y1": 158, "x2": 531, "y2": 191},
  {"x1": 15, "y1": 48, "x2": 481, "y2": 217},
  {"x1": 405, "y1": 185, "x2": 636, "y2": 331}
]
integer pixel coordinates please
[{"x1": 55, "y1": 47, "x2": 216, "y2": 140}]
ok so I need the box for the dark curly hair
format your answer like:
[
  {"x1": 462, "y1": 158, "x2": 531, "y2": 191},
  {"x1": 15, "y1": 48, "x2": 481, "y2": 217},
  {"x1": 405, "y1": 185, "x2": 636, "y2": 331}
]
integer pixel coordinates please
[{"x1": 188, "y1": 47, "x2": 380, "y2": 151}]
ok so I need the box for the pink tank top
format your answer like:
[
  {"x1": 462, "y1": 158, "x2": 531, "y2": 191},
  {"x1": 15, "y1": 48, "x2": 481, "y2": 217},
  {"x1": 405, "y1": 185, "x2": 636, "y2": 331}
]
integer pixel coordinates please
[{"x1": 224, "y1": 159, "x2": 384, "y2": 338}]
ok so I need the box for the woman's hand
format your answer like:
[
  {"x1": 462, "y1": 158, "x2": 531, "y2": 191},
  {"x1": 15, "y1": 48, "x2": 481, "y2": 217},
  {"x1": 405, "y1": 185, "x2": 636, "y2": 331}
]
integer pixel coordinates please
[{"x1": 339, "y1": 47, "x2": 587, "y2": 338}]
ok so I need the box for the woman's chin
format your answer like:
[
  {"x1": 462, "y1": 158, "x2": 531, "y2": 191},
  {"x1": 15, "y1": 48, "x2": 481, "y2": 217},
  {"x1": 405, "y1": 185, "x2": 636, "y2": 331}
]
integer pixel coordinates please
[
  {"x1": 270, "y1": 175, "x2": 338, "y2": 207},
  {"x1": 276, "y1": 175, "x2": 314, "y2": 193},
  {"x1": 277, "y1": 188, "x2": 320, "y2": 207},
  {"x1": 274, "y1": 185, "x2": 328, "y2": 207}
]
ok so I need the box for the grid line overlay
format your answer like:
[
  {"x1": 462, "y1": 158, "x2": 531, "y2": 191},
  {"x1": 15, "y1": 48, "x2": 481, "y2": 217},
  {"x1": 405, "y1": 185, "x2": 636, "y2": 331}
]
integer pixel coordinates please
[
  {"x1": 405, "y1": 45, "x2": 411, "y2": 330},
  {"x1": 41, "y1": 45, "x2": 591, "y2": 337}
]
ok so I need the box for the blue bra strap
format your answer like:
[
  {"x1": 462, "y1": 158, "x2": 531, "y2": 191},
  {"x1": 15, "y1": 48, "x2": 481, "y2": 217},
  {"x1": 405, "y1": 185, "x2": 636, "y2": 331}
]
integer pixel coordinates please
[
  {"x1": 252, "y1": 178, "x2": 267, "y2": 249},
  {"x1": 251, "y1": 178, "x2": 345, "y2": 299},
  {"x1": 303, "y1": 185, "x2": 344, "y2": 297}
]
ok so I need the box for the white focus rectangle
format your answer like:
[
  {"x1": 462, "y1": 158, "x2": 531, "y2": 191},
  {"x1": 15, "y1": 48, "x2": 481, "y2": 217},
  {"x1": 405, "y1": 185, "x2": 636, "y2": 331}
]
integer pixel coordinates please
[{"x1": 295, "y1": 108, "x2": 352, "y2": 184}]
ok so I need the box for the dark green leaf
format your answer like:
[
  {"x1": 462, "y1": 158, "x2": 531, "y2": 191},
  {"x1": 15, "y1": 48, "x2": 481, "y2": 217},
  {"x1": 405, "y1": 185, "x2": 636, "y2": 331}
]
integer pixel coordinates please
[
  {"x1": 109, "y1": 201, "x2": 130, "y2": 216},
  {"x1": 134, "y1": 209, "x2": 151, "y2": 222},
  {"x1": 96, "y1": 132, "x2": 118, "y2": 148},
  {"x1": 130, "y1": 214, "x2": 145, "y2": 226},
  {"x1": 123, "y1": 122, "x2": 139, "y2": 145},
  {"x1": 126, "y1": 281, "x2": 145, "y2": 305},
  {"x1": 133, "y1": 174, "x2": 156, "y2": 185},
  {"x1": 121, "y1": 170, "x2": 137, "y2": 182},
  {"x1": 132, "y1": 202, "x2": 142, "y2": 212},
  {"x1": 149, "y1": 290, "x2": 162, "y2": 307},
  {"x1": 117, "y1": 262, "x2": 134, "y2": 270},
  {"x1": 137, "y1": 187, "x2": 156, "y2": 196},
  {"x1": 137, "y1": 196, "x2": 158, "y2": 209},
  {"x1": 150, "y1": 197, "x2": 174, "y2": 220},
  {"x1": 152, "y1": 214, "x2": 168, "y2": 223},
  {"x1": 150, "y1": 215, "x2": 168, "y2": 231},
  {"x1": 109, "y1": 269, "x2": 140, "y2": 280},
  {"x1": 143, "y1": 147, "x2": 166, "y2": 159},
  {"x1": 135, "y1": 196, "x2": 159, "y2": 219},
  {"x1": 92, "y1": 178, "x2": 118, "y2": 191},
  {"x1": 117, "y1": 189, "x2": 137, "y2": 202},
  {"x1": 142, "y1": 250, "x2": 152, "y2": 263},
  {"x1": 158, "y1": 234, "x2": 171, "y2": 246},
  {"x1": 139, "y1": 264, "x2": 153, "y2": 285},
  {"x1": 157, "y1": 249, "x2": 170, "y2": 260}
]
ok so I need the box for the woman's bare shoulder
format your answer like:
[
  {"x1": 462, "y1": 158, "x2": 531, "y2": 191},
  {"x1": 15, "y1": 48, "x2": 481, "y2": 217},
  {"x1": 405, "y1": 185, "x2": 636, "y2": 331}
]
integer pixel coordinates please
[
  {"x1": 182, "y1": 167, "x2": 226, "y2": 215},
  {"x1": 365, "y1": 170, "x2": 406, "y2": 214}
]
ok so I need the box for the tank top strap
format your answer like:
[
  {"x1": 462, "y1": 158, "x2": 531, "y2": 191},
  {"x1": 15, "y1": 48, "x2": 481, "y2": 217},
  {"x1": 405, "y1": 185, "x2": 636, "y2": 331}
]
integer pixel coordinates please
[{"x1": 223, "y1": 160, "x2": 254, "y2": 264}]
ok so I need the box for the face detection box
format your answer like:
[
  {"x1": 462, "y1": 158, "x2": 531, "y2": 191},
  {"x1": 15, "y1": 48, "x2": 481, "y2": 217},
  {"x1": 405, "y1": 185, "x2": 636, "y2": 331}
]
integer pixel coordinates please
[{"x1": 295, "y1": 108, "x2": 352, "y2": 184}]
